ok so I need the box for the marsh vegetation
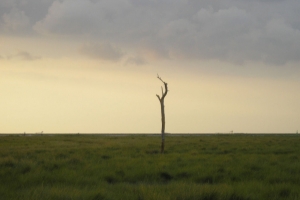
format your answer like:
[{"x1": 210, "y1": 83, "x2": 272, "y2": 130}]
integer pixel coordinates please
[{"x1": 0, "y1": 134, "x2": 299, "y2": 199}]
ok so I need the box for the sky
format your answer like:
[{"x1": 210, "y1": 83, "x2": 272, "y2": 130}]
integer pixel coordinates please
[{"x1": 1, "y1": 0, "x2": 300, "y2": 133}]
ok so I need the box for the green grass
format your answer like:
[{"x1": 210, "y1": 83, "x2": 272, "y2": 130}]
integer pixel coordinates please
[{"x1": 0, "y1": 134, "x2": 300, "y2": 199}]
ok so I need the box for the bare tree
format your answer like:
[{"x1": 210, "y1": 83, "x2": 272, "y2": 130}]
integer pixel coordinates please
[{"x1": 156, "y1": 74, "x2": 168, "y2": 153}]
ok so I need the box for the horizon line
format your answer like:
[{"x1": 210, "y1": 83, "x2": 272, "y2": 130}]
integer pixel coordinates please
[{"x1": 0, "y1": 132, "x2": 299, "y2": 135}]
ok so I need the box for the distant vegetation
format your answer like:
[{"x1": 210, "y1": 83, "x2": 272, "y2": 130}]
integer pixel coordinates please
[{"x1": 0, "y1": 134, "x2": 300, "y2": 200}]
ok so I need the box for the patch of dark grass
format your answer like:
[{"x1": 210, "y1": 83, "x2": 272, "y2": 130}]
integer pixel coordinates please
[
  {"x1": 268, "y1": 178, "x2": 284, "y2": 184},
  {"x1": 195, "y1": 176, "x2": 214, "y2": 184},
  {"x1": 18, "y1": 164, "x2": 31, "y2": 174},
  {"x1": 44, "y1": 163, "x2": 61, "y2": 171},
  {"x1": 145, "y1": 150, "x2": 159, "y2": 155},
  {"x1": 101, "y1": 155, "x2": 110, "y2": 160},
  {"x1": 230, "y1": 176, "x2": 241, "y2": 182},
  {"x1": 279, "y1": 188, "x2": 291, "y2": 198},
  {"x1": 104, "y1": 175, "x2": 118, "y2": 184},
  {"x1": 35, "y1": 149, "x2": 47, "y2": 154},
  {"x1": 217, "y1": 167, "x2": 225, "y2": 173},
  {"x1": 68, "y1": 157, "x2": 82, "y2": 165},
  {"x1": 115, "y1": 170, "x2": 125, "y2": 178},
  {"x1": 228, "y1": 193, "x2": 249, "y2": 200},
  {"x1": 160, "y1": 172, "x2": 173, "y2": 182},
  {"x1": 249, "y1": 165, "x2": 261, "y2": 171},
  {"x1": 273, "y1": 150, "x2": 294, "y2": 155},
  {"x1": 92, "y1": 193, "x2": 106, "y2": 200},
  {"x1": 176, "y1": 172, "x2": 190, "y2": 179},
  {"x1": 202, "y1": 191, "x2": 219, "y2": 200},
  {"x1": 56, "y1": 153, "x2": 67, "y2": 159},
  {"x1": 1, "y1": 158, "x2": 16, "y2": 168}
]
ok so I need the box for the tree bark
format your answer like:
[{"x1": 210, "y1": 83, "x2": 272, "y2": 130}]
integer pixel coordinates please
[
  {"x1": 156, "y1": 75, "x2": 168, "y2": 154},
  {"x1": 160, "y1": 101, "x2": 165, "y2": 153}
]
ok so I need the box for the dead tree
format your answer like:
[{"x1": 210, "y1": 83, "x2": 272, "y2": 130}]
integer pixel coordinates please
[{"x1": 156, "y1": 74, "x2": 168, "y2": 154}]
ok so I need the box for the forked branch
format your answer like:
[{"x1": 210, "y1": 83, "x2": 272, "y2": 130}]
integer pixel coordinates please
[{"x1": 156, "y1": 74, "x2": 168, "y2": 101}]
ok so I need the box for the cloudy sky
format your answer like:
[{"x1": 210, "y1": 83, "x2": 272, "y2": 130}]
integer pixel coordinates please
[{"x1": 1, "y1": 0, "x2": 300, "y2": 133}]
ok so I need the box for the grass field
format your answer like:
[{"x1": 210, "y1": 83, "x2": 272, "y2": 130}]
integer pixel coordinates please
[{"x1": 0, "y1": 134, "x2": 300, "y2": 200}]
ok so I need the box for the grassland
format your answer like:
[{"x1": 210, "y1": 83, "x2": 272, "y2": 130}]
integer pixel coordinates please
[{"x1": 0, "y1": 134, "x2": 300, "y2": 200}]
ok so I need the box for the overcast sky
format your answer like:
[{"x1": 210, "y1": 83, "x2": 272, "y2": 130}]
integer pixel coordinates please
[{"x1": 1, "y1": 0, "x2": 300, "y2": 133}]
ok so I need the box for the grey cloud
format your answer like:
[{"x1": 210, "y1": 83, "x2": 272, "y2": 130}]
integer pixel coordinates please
[
  {"x1": 1, "y1": 8, "x2": 30, "y2": 32},
  {"x1": 8, "y1": 51, "x2": 41, "y2": 61},
  {"x1": 125, "y1": 56, "x2": 147, "y2": 66},
  {"x1": 0, "y1": 0, "x2": 55, "y2": 34},
  {"x1": 34, "y1": 1, "x2": 97, "y2": 35},
  {"x1": 79, "y1": 43, "x2": 124, "y2": 61},
  {"x1": 33, "y1": 0, "x2": 133, "y2": 36},
  {"x1": 2, "y1": 0, "x2": 300, "y2": 65}
]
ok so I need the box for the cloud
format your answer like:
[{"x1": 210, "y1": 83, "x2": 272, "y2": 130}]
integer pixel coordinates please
[
  {"x1": 34, "y1": 1, "x2": 95, "y2": 35},
  {"x1": 2, "y1": 0, "x2": 300, "y2": 65},
  {"x1": 0, "y1": 0, "x2": 57, "y2": 34},
  {"x1": 8, "y1": 51, "x2": 41, "y2": 61},
  {"x1": 125, "y1": 56, "x2": 147, "y2": 66},
  {"x1": 79, "y1": 43, "x2": 124, "y2": 61},
  {"x1": 1, "y1": 7, "x2": 30, "y2": 32}
]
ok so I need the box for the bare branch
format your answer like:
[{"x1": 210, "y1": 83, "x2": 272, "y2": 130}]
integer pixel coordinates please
[
  {"x1": 162, "y1": 83, "x2": 168, "y2": 99},
  {"x1": 157, "y1": 74, "x2": 167, "y2": 84},
  {"x1": 156, "y1": 94, "x2": 161, "y2": 101},
  {"x1": 157, "y1": 74, "x2": 168, "y2": 100}
]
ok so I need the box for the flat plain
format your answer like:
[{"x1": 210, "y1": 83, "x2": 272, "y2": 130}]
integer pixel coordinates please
[{"x1": 0, "y1": 134, "x2": 300, "y2": 200}]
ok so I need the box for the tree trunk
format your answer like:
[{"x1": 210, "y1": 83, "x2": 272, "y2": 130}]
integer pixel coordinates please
[
  {"x1": 156, "y1": 75, "x2": 168, "y2": 154},
  {"x1": 161, "y1": 101, "x2": 165, "y2": 153}
]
